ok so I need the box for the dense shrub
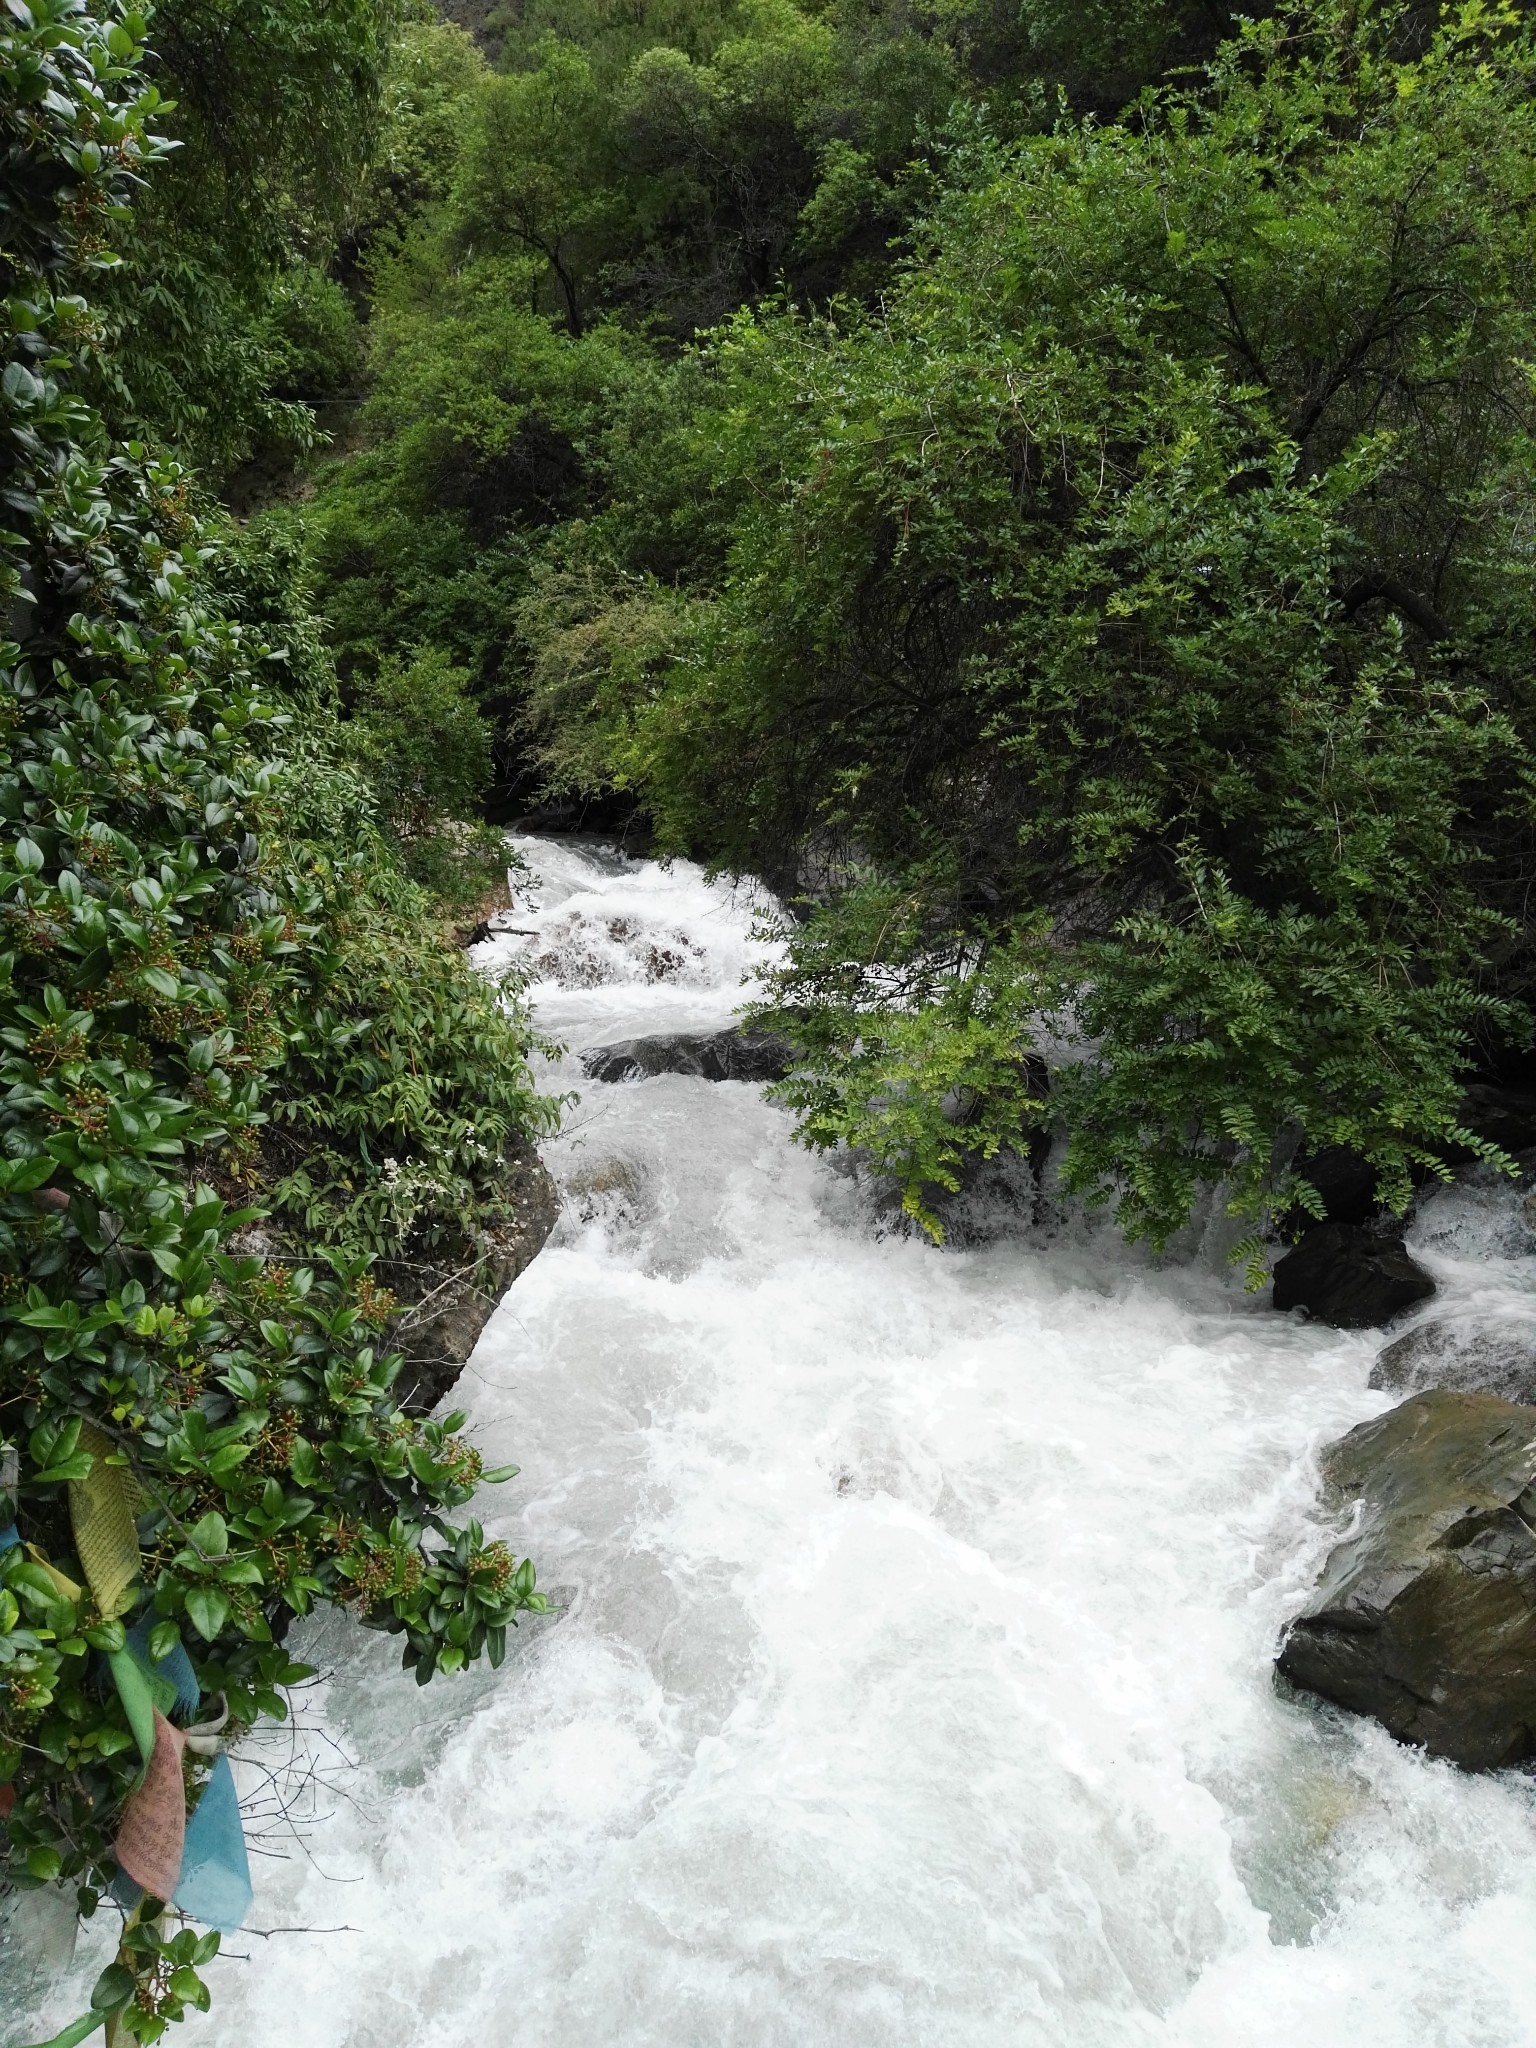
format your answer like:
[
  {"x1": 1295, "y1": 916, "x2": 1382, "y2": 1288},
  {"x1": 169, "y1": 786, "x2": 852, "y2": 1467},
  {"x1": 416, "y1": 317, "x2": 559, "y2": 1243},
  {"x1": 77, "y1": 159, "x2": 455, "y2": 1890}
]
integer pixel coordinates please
[
  {"x1": 0, "y1": 5, "x2": 551, "y2": 2036},
  {"x1": 262, "y1": 738, "x2": 556, "y2": 1258},
  {"x1": 90, "y1": 0, "x2": 385, "y2": 476}
]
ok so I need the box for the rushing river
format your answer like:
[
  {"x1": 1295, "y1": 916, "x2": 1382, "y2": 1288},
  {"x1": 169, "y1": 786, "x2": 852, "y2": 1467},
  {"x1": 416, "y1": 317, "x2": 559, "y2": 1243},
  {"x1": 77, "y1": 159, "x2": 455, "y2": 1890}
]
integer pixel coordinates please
[{"x1": 17, "y1": 835, "x2": 1536, "y2": 2047}]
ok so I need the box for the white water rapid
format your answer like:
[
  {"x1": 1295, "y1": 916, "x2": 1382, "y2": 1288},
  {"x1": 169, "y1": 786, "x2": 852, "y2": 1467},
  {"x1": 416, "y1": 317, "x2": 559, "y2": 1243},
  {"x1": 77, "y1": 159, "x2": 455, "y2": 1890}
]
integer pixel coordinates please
[{"x1": 18, "y1": 835, "x2": 1536, "y2": 2047}]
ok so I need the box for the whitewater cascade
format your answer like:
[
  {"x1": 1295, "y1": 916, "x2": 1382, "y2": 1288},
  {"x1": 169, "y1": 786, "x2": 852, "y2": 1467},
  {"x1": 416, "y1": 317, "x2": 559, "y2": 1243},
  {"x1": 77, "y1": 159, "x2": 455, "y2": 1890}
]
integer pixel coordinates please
[{"x1": 15, "y1": 835, "x2": 1536, "y2": 2047}]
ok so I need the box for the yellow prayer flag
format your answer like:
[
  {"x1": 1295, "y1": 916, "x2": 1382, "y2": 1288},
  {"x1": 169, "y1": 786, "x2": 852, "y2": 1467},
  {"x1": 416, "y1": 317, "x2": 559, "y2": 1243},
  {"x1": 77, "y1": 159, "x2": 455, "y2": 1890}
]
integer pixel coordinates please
[{"x1": 68, "y1": 1423, "x2": 140, "y2": 1620}]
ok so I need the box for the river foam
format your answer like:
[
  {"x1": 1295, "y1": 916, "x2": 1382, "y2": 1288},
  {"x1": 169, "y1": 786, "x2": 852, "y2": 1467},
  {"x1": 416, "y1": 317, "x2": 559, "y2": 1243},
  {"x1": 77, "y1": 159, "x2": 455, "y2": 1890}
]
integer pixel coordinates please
[{"x1": 16, "y1": 836, "x2": 1536, "y2": 2048}]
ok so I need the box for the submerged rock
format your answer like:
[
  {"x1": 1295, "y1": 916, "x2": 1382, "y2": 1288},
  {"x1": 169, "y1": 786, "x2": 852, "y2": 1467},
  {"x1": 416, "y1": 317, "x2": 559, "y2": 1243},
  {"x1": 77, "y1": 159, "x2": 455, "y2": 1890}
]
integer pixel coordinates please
[
  {"x1": 561, "y1": 1154, "x2": 650, "y2": 1236},
  {"x1": 580, "y1": 1027, "x2": 794, "y2": 1084},
  {"x1": 1271, "y1": 1222, "x2": 1435, "y2": 1328},
  {"x1": 1277, "y1": 1389, "x2": 1536, "y2": 1768},
  {"x1": 1371, "y1": 1318, "x2": 1536, "y2": 1407}
]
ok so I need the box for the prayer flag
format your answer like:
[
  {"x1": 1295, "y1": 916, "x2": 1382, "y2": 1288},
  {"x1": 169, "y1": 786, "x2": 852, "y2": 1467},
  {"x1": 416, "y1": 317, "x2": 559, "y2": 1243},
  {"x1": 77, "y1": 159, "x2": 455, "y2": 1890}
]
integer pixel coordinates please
[
  {"x1": 112, "y1": 1711, "x2": 186, "y2": 1903},
  {"x1": 67, "y1": 1426, "x2": 139, "y2": 1621}
]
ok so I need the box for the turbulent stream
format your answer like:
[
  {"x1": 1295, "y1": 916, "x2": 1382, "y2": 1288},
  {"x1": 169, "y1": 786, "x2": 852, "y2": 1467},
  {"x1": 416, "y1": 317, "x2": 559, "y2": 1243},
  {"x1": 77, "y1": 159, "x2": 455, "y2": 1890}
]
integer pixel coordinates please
[{"x1": 19, "y1": 834, "x2": 1536, "y2": 2046}]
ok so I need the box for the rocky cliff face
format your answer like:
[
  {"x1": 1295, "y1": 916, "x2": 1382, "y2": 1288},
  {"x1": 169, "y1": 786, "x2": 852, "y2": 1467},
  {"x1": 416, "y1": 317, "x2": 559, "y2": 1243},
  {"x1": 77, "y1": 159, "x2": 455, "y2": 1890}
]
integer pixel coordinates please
[{"x1": 384, "y1": 1142, "x2": 560, "y2": 1414}]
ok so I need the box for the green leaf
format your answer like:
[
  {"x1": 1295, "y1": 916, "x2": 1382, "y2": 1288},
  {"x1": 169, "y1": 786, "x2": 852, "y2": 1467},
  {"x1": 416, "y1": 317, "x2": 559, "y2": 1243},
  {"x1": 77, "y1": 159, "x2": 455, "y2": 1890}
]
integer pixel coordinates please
[
  {"x1": 184, "y1": 1586, "x2": 229, "y2": 1642},
  {"x1": 206, "y1": 1443, "x2": 251, "y2": 1481},
  {"x1": 91, "y1": 1966, "x2": 135, "y2": 2012},
  {"x1": 165, "y1": 1967, "x2": 208, "y2": 2007},
  {"x1": 187, "y1": 1510, "x2": 228, "y2": 1558},
  {"x1": 147, "y1": 1618, "x2": 180, "y2": 1661},
  {"x1": 21, "y1": 2011, "x2": 108, "y2": 2047},
  {"x1": 406, "y1": 1444, "x2": 445, "y2": 1484},
  {"x1": 31, "y1": 1454, "x2": 94, "y2": 1483}
]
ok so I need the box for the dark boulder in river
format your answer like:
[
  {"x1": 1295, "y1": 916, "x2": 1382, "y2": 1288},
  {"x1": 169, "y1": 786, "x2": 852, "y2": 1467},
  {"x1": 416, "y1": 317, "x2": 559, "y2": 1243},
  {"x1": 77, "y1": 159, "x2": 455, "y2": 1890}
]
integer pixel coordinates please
[
  {"x1": 581, "y1": 1027, "x2": 794, "y2": 1084},
  {"x1": 1277, "y1": 1389, "x2": 1536, "y2": 1769},
  {"x1": 1271, "y1": 1222, "x2": 1435, "y2": 1328},
  {"x1": 1371, "y1": 1318, "x2": 1536, "y2": 1407}
]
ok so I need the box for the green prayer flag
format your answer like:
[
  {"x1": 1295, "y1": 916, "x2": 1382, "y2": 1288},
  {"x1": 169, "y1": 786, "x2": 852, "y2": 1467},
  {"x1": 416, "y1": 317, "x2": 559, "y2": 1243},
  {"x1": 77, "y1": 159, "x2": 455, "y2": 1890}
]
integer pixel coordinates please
[
  {"x1": 106, "y1": 1648, "x2": 155, "y2": 1772},
  {"x1": 10, "y1": 2010, "x2": 105, "y2": 2048}
]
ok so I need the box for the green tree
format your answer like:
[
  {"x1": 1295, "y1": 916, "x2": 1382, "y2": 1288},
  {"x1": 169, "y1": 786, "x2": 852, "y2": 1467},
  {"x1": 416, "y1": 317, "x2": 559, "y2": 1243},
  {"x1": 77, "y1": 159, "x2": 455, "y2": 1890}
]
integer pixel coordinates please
[
  {"x1": 87, "y1": 0, "x2": 386, "y2": 476},
  {"x1": 457, "y1": 39, "x2": 624, "y2": 337},
  {"x1": 348, "y1": 647, "x2": 493, "y2": 838},
  {"x1": 531, "y1": 0, "x2": 1536, "y2": 1251}
]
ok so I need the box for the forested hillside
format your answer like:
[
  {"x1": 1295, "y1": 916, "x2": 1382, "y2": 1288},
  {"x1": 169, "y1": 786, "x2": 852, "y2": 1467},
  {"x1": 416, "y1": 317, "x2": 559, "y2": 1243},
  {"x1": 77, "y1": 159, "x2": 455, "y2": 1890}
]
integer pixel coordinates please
[{"x1": 287, "y1": 0, "x2": 1536, "y2": 1255}]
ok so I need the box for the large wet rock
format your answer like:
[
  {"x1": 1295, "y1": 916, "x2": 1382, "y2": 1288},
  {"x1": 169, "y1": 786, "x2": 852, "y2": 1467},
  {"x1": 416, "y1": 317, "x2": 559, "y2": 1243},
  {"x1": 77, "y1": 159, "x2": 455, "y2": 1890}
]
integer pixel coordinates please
[
  {"x1": 580, "y1": 1027, "x2": 794, "y2": 1084},
  {"x1": 1271, "y1": 1222, "x2": 1435, "y2": 1328},
  {"x1": 1277, "y1": 1389, "x2": 1536, "y2": 1768},
  {"x1": 1371, "y1": 1318, "x2": 1536, "y2": 1407}
]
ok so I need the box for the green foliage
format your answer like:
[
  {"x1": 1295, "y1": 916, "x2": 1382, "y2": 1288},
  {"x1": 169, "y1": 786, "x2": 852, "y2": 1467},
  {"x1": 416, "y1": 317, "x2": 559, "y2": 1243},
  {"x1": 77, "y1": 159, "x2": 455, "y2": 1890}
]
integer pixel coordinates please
[
  {"x1": 518, "y1": 554, "x2": 704, "y2": 798},
  {"x1": 445, "y1": 0, "x2": 957, "y2": 331},
  {"x1": 457, "y1": 38, "x2": 623, "y2": 338},
  {"x1": 86, "y1": 0, "x2": 387, "y2": 475},
  {"x1": 264, "y1": 746, "x2": 557, "y2": 1259},
  {"x1": 0, "y1": 0, "x2": 172, "y2": 289},
  {"x1": 762, "y1": 886, "x2": 1051, "y2": 1235},
  {"x1": 534, "y1": 0, "x2": 1536, "y2": 1249},
  {"x1": 346, "y1": 646, "x2": 492, "y2": 836},
  {"x1": 263, "y1": 265, "x2": 363, "y2": 410},
  {"x1": 362, "y1": 14, "x2": 485, "y2": 222},
  {"x1": 296, "y1": 248, "x2": 644, "y2": 717},
  {"x1": 297, "y1": 0, "x2": 1218, "y2": 758},
  {"x1": 1010, "y1": 0, "x2": 1232, "y2": 102},
  {"x1": 0, "y1": 3, "x2": 552, "y2": 2032}
]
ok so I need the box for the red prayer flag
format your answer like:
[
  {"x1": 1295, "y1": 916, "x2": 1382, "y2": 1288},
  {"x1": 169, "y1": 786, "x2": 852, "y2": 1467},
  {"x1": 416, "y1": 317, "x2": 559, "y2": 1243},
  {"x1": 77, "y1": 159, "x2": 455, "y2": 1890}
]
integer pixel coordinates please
[{"x1": 113, "y1": 1710, "x2": 187, "y2": 1901}]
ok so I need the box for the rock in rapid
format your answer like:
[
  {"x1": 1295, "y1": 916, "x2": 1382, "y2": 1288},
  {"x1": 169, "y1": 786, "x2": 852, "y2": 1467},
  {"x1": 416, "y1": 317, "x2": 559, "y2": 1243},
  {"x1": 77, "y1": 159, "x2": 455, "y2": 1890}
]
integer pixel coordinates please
[
  {"x1": 1276, "y1": 1388, "x2": 1536, "y2": 1768},
  {"x1": 1271, "y1": 1222, "x2": 1435, "y2": 1328},
  {"x1": 581, "y1": 1027, "x2": 794, "y2": 1084},
  {"x1": 1371, "y1": 1318, "x2": 1536, "y2": 1407}
]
